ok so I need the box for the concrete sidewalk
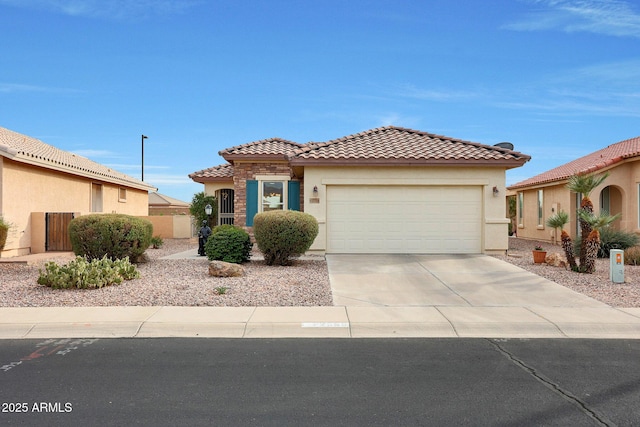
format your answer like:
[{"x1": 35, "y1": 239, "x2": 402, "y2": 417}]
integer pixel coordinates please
[
  {"x1": 1, "y1": 252, "x2": 640, "y2": 339},
  {"x1": 1, "y1": 305, "x2": 640, "y2": 339}
]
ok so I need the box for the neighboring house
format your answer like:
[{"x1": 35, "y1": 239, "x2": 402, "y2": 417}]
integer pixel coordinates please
[
  {"x1": 148, "y1": 192, "x2": 190, "y2": 216},
  {"x1": 190, "y1": 126, "x2": 530, "y2": 255},
  {"x1": 507, "y1": 135, "x2": 640, "y2": 243},
  {"x1": 0, "y1": 126, "x2": 156, "y2": 257}
]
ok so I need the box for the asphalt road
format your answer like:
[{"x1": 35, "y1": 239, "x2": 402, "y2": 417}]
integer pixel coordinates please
[{"x1": 1, "y1": 338, "x2": 639, "y2": 426}]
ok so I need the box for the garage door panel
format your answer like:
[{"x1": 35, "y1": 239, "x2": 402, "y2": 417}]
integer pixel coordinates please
[{"x1": 327, "y1": 186, "x2": 482, "y2": 254}]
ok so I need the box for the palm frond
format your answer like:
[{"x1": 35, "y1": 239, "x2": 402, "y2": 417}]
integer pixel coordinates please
[
  {"x1": 566, "y1": 172, "x2": 609, "y2": 197},
  {"x1": 546, "y1": 210, "x2": 569, "y2": 229}
]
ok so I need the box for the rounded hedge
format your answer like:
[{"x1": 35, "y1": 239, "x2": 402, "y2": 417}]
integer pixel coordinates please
[
  {"x1": 204, "y1": 224, "x2": 252, "y2": 264},
  {"x1": 253, "y1": 210, "x2": 318, "y2": 266},
  {"x1": 68, "y1": 214, "x2": 153, "y2": 262}
]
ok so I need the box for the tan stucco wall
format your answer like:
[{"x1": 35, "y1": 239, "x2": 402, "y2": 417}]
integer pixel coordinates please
[
  {"x1": 302, "y1": 166, "x2": 509, "y2": 254},
  {"x1": 514, "y1": 159, "x2": 640, "y2": 244},
  {"x1": 1, "y1": 159, "x2": 150, "y2": 257},
  {"x1": 143, "y1": 215, "x2": 194, "y2": 239},
  {"x1": 204, "y1": 181, "x2": 234, "y2": 196}
]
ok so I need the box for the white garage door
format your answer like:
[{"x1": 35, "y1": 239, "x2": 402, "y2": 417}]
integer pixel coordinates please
[{"x1": 327, "y1": 186, "x2": 482, "y2": 254}]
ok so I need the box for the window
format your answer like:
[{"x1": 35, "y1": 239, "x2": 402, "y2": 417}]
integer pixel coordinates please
[
  {"x1": 118, "y1": 188, "x2": 127, "y2": 203},
  {"x1": 518, "y1": 192, "x2": 524, "y2": 226},
  {"x1": 262, "y1": 181, "x2": 285, "y2": 212},
  {"x1": 537, "y1": 189, "x2": 544, "y2": 228},
  {"x1": 600, "y1": 186, "x2": 610, "y2": 213},
  {"x1": 575, "y1": 192, "x2": 583, "y2": 237},
  {"x1": 91, "y1": 183, "x2": 103, "y2": 212},
  {"x1": 245, "y1": 179, "x2": 301, "y2": 226}
]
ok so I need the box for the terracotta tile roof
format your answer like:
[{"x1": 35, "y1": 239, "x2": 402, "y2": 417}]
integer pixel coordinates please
[
  {"x1": 289, "y1": 126, "x2": 530, "y2": 167},
  {"x1": 0, "y1": 126, "x2": 155, "y2": 191},
  {"x1": 148, "y1": 192, "x2": 189, "y2": 207},
  {"x1": 188, "y1": 163, "x2": 234, "y2": 182},
  {"x1": 508, "y1": 135, "x2": 640, "y2": 190},
  {"x1": 219, "y1": 137, "x2": 303, "y2": 161}
]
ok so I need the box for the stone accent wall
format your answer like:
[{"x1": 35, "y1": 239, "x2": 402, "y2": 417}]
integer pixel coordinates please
[{"x1": 233, "y1": 162, "x2": 302, "y2": 232}]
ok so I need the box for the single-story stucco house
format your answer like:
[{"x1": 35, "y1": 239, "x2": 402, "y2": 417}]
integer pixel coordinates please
[
  {"x1": 190, "y1": 126, "x2": 530, "y2": 255},
  {"x1": 0, "y1": 126, "x2": 157, "y2": 257},
  {"x1": 507, "y1": 135, "x2": 640, "y2": 243}
]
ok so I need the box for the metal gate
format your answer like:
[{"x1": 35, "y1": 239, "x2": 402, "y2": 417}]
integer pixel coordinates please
[
  {"x1": 218, "y1": 189, "x2": 235, "y2": 225},
  {"x1": 46, "y1": 212, "x2": 74, "y2": 251}
]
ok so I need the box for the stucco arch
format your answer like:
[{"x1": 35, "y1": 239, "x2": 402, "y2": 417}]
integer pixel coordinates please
[{"x1": 599, "y1": 185, "x2": 624, "y2": 230}]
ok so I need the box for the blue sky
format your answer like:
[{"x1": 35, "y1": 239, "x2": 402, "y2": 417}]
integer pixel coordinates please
[{"x1": 1, "y1": 0, "x2": 639, "y2": 203}]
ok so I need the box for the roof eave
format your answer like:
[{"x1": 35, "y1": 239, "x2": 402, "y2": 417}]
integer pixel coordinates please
[
  {"x1": 288, "y1": 158, "x2": 529, "y2": 167},
  {"x1": 7, "y1": 154, "x2": 156, "y2": 192},
  {"x1": 221, "y1": 154, "x2": 291, "y2": 163}
]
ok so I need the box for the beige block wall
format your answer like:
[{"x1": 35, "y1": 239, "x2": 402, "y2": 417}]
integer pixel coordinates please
[
  {"x1": 143, "y1": 215, "x2": 194, "y2": 239},
  {"x1": 302, "y1": 166, "x2": 509, "y2": 254},
  {"x1": 1, "y1": 159, "x2": 151, "y2": 257}
]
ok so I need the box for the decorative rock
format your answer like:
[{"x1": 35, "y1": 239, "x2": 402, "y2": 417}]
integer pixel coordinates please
[
  {"x1": 209, "y1": 260, "x2": 244, "y2": 277},
  {"x1": 545, "y1": 252, "x2": 567, "y2": 269}
]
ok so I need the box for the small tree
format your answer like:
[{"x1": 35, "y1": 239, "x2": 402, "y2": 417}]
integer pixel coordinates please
[
  {"x1": 546, "y1": 172, "x2": 619, "y2": 273},
  {"x1": 190, "y1": 192, "x2": 217, "y2": 228},
  {"x1": 546, "y1": 210, "x2": 577, "y2": 271}
]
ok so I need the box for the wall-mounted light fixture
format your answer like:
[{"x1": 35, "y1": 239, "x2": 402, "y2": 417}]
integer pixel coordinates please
[
  {"x1": 313, "y1": 185, "x2": 318, "y2": 196},
  {"x1": 492, "y1": 186, "x2": 499, "y2": 196}
]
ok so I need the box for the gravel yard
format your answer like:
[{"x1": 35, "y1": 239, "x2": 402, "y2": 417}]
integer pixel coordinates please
[
  {"x1": 0, "y1": 239, "x2": 333, "y2": 307},
  {"x1": 494, "y1": 237, "x2": 640, "y2": 308},
  {"x1": 1, "y1": 237, "x2": 639, "y2": 308}
]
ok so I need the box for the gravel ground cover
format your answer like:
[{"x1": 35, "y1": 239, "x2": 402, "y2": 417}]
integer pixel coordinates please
[
  {"x1": 0, "y1": 239, "x2": 333, "y2": 307},
  {"x1": 494, "y1": 237, "x2": 640, "y2": 308},
  {"x1": 2, "y1": 237, "x2": 639, "y2": 308}
]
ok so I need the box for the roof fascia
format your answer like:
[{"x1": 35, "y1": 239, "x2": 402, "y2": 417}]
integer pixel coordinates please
[{"x1": 5, "y1": 153, "x2": 156, "y2": 192}]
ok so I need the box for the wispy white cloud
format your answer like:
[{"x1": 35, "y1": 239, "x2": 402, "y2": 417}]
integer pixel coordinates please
[
  {"x1": 395, "y1": 84, "x2": 484, "y2": 102},
  {"x1": 144, "y1": 173, "x2": 194, "y2": 186},
  {"x1": 0, "y1": 0, "x2": 201, "y2": 20},
  {"x1": 504, "y1": 0, "x2": 640, "y2": 38}
]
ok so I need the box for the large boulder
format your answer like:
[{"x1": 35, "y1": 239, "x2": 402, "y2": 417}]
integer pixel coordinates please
[
  {"x1": 208, "y1": 260, "x2": 244, "y2": 277},
  {"x1": 545, "y1": 252, "x2": 568, "y2": 269}
]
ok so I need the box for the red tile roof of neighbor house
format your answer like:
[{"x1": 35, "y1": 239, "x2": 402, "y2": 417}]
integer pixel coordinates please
[
  {"x1": 288, "y1": 126, "x2": 531, "y2": 167},
  {"x1": 188, "y1": 163, "x2": 235, "y2": 182},
  {"x1": 0, "y1": 126, "x2": 156, "y2": 191},
  {"x1": 508, "y1": 135, "x2": 640, "y2": 190},
  {"x1": 219, "y1": 137, "x2": 303, "y2": 161}
]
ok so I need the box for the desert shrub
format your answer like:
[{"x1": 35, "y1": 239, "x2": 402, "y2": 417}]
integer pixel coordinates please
[
  {"x1": 0, "y1": 216, "x2": 10, "y2": 253},
  {"x1": 253, "y1": 210, "x2": 318, "y2": 266},
  {"x1": 151, "y1": 235, "x2": 164, "y2": 249},
  {"x1": 205, "y1": 224, "x2": 252, "y2": 263},
  {"x1": 597, "y1": 228, "x2": 639, "y2": 258},
  {"x1": 624, "y1": 246, "x2": 640, "y2": 266},
  {"x1": 69, "y1": 214, "x2": 153, "y2": 262},
  {"x1": 37, "y1": 256, "x2": 139, "y2": 289}
]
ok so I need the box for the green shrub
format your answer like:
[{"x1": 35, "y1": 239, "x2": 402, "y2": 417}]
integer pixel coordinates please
[
  {"x1": 624, "y1": 246, "x2": 640, "y2": 266},
  {"x1": 69, "y1": 214, "x2": 153, "y2": 262},
  {"x1": 151, "y1": 235, "x2": 164, "y2": 249},
  {"x1": 205, "y1": 224, "x2": 252, "y2": 263},
  {"x1": 597, "y1": 228, "x2": 639, "y2": 258},
  {"x1": 37, "y1": 256, "x2": 139, "y2": 289},
  {"x1": 0, "y1": 216, "x2": 10, "y2": 253},
  {"x1": 253, "y1": 210, "x2": 318, "y2": 266}
]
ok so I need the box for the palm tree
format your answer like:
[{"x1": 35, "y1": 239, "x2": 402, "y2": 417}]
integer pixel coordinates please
[
  {"x1": 578, "y1": 210, "x2": 620, "y2": 274},
  {"x1": 566, "y1": 172, "x2": 609, "y2": 268},
  {"x1": 546, "y1": 210, "x2": 577, "y2": 271}
]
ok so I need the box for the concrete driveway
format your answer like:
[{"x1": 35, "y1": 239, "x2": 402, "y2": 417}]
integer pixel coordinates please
[{"x1": 326, "y1": 254, "x2": 608, "y2": 308}]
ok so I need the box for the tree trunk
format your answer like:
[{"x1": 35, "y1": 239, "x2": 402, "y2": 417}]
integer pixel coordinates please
[
  {"x1": 560, "y1": 230, "x2": 577, "y2": 271},
  {"x1": 583, "y1": 229, "x2": 600, "y2": 274},
  {"x1": 578, "y1": 197, "x2": 594, "y2": 270}
]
